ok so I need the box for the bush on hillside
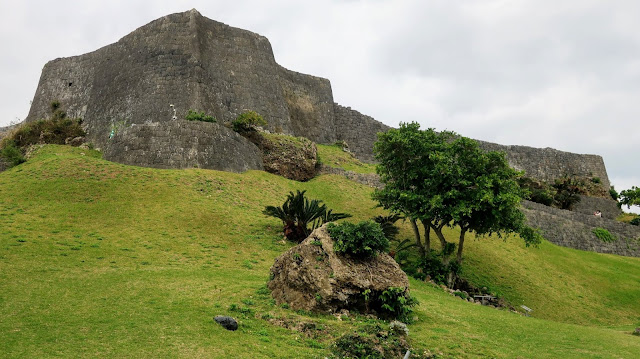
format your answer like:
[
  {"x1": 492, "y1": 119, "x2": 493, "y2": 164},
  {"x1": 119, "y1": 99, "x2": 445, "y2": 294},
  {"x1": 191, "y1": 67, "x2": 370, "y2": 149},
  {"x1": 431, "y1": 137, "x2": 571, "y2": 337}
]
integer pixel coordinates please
[
  {"x1": 630, "y1": 217, "x2": 640, "y2": 226},
  {"x1": 328, "y1": 220, "x2": 389, "y2": 259},
  {"x1": 185, "y1": 109, "x2": 216, "y2": 123},
  {"x1": 0, "y1": 101, "x2": 85, "y2": 169},
  {"x1": 232, "y1": 110, "x2": 266, "y2": 133}
]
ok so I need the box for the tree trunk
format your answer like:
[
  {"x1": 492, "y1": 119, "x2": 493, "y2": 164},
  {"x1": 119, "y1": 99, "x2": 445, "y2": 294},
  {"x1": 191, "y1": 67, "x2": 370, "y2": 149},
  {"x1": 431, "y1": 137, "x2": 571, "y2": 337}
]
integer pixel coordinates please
[
  {"x1": 430, "y1": 223, "x2": 448, "y2": 249},
  {"x1": 457, "y1": 227, "x2": 467, "y2": 263},
  {"x1": 410, "y1": 218, "x2": 425, "y2": 257},
  {"x1": 421, "y1": 220, "x2": 431, "y2": 254}
]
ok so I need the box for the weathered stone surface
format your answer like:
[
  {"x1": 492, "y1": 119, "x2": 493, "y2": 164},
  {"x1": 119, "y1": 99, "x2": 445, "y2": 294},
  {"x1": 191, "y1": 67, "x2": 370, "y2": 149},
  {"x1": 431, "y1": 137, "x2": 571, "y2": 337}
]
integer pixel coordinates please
[
  {"x1": 246, "y1": 132, "x2": 317, "y2": 181},
  {"x1": 334, "y1": 104, "x2": 391, "y2": 163},
  {"x1": 477, "y1": 141, "x2": 611, "y2": 193},
  {"x1": 213, "y1": 315, "x2": 238, "y2": 331},
  {"x1": 573, "y1": 195, "x2": 621, "y2": 220},
  {"x1": 65, "y1": 136, "x2": 85, "y2": 147},
  {"x1": 318, "y1": 165, "x2": 383, "y2": 189},
  {"x1": 103, "y1": 120, "x2": 263, "y2": 172},
  {"x1": 522, "y1": 200, "x2": 640, "y2": 257},
  {"x1": 268, "y1": 225, "x2": 409, "y2": 313},
  {"x1": 21, "y1": 8, "x2": 615, "y2": 190}
]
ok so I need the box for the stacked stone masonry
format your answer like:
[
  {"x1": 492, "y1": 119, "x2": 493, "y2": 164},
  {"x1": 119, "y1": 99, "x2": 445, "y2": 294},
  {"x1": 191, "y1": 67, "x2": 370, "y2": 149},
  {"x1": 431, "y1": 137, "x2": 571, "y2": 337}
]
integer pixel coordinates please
[
  {"x1": 103, "y1": 120, "x2": 263, "y2": 173},
  {"x1": 22, "y1": 8, "x2": 612, "y2": 193},
  {"x1": 522, "y1": 200, "x2": 640, "y2": 257}
]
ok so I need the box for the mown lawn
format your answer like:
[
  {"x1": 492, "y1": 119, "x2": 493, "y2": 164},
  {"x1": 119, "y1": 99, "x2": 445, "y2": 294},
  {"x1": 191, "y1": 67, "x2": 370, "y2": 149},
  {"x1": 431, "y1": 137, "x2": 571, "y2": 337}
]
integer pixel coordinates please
[{"x1": 1, "y1": 145, "x2": 639, "y2": 358}]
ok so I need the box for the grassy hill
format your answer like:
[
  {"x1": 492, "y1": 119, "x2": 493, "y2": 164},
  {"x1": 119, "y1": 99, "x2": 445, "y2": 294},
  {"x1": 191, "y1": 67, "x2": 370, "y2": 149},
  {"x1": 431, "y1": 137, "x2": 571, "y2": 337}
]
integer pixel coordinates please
[{"x1": 1, "y1": 145, "x2": 639, "y2": 358}]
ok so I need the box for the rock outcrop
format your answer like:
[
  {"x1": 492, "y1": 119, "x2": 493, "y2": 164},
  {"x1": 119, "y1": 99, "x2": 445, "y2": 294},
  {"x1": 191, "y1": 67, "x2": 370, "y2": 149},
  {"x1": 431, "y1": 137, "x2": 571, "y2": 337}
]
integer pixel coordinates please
[
  {"x1": 245, "y1": 132, "x2": 317, "y2": 181},
  {"x1": 268, "y1": 225, "x2": 409, "y2": 313}
]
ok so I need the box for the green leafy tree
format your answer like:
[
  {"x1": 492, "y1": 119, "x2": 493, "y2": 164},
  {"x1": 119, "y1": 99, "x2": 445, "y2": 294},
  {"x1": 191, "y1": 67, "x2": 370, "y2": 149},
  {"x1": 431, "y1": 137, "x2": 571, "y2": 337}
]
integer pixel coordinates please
[
  {"x1": 232, "y1": 111, "x2": 267, "y2": 133},
  {"x1": 263, "y1": 190, "x2": 351, "y2": 242},
  {"x1": 373, "y1": 123, "x2": 541, "y2": 266},
  {"x1": 619, "y1": 186, "x2": 640, "y2": 210}
]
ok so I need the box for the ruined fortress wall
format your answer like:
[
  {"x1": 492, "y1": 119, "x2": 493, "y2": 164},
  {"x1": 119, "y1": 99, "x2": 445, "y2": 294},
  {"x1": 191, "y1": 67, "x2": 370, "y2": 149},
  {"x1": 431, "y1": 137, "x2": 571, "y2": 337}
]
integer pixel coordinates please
[
  {"x1": 573, "y1": 195, "x2": 621, "y2": 219},
  {"x1": 477, "y1": 141, "x2": 611, "y2": 191},
  {"x1": 103, "y1": 120, "x2": 263, "y2": 172},
  {"x1": 24, "y1": 10, "x2": 338, "y2": 152},
  {"x1": 522, "y1": 200, "x2": 640, "y2": 257},
  {"x1": 333, "y1": 104, "x2": 391, "y2": 163},
  {"x1": 278, "y1": 66, "x2": 337, "y2": 144},
  {"x1": 22, "y1": 9, "x2": 615, "y2": 185}
]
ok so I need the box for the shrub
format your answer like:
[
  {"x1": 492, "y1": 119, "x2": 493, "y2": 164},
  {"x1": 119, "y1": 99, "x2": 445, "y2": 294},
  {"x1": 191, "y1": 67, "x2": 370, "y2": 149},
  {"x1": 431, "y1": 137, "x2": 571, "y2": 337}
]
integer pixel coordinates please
[
  {"x1": 0, "y1": 101, "x2": 84, "y2": 168},
  {"x1": 592, "y1": 227, "x2": 617, "y2": 243},
  {"x1": 373, "y1": 214, "x2": 402, "y2": 242},
  {"x1": 232, "y1": 111, "x2": 266, "y2": 132},
  {"x1": 263, "y1": 190, "x2": 350, "y2": 242},
  {"x1": 609, "y1": 186, "x2": 619, "y2": 201},
  {"x1": 591, "y1": 177, "x2": 601, "y2": 184},
  {"x1": 417, "y1": 253, "x2": 461, "y2": 285},
  {"x1": 0, "y1": 139, "x2": 26, "y2": 167},
  {"x1": 630, "y1": 217, "x2": 640, "y2": 226},
  {"x1": 328, "y1": 221, "x2": 389, "y2": 258},
  {"x1": 553, "y1": 176, "x2": 585, "y2": 210},
  {"x1": 185, "y1": 109, "x2": 216, "y2": 123},
  {"x1": 372, "y1": 287, "x2": 417, "y2": 322}
]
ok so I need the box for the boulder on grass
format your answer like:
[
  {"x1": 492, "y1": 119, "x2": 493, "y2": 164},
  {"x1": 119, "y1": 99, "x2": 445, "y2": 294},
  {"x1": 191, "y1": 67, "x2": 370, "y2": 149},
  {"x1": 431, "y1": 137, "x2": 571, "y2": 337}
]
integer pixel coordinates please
[
  {"x1": 268, "y1": 224, "x2": 409, "y2": 314},
  {"x1": 214, "y1": 315, "x2": 238, "y2": 331}
]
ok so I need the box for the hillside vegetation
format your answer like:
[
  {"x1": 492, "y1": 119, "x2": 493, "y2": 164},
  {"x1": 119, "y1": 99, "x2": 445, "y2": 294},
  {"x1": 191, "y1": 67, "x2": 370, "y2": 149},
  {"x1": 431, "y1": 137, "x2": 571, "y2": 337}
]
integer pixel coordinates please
[{"x1": 1, "y1": 145, "x2": 640, "y2": 358}]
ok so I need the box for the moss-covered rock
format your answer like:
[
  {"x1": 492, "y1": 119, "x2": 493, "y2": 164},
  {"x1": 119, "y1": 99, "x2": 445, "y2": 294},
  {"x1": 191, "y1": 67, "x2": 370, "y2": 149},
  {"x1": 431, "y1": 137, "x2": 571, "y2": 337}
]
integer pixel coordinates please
[{"x1": 247, "y1": 132, "x2": 318, "y2": 181}]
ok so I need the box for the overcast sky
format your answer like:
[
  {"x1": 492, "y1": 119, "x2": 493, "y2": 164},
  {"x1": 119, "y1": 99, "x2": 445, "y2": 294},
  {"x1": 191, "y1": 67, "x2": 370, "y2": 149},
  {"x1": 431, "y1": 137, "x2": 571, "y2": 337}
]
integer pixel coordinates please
[{"x1": 1, "y1": 0, "x2": 638, "y2": 207}]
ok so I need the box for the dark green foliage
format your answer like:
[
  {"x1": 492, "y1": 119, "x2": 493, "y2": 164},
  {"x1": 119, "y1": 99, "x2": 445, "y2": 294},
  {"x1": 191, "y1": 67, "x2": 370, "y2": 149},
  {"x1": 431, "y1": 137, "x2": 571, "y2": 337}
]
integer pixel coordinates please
[
  {"x1": 592, "y1": 227, "x2": 617, "y2": 243},
  {"x1": 591, "y1": 177, "x2": 601, "y2": 184},
  {"x1": 185, "y1": 109, "x2": 216, "y2": 123},
  {"x1": 373, "y1": 123, "x2": 538, "y2": 265},
  {"x1": 412, "y1": 253, "x2": 461, "y2": 285},
  {"x1": 263, "y1": 190, "x2": 350, "y2": 242},
  {"x1": 630, "y1": 217, "x2": 640, "y2": 226},
  {"x1": 609, "y1": 186, "x2": 619, "y2": 201},
  {"x1": 0, "y1": 101, "x2": 85, "y2": 169},
  {"x1": 328, "y1": 221, "x2": 389, "y2": 258},
  {"x1": 331, "y1": 332, "x2": 409, "y2": 359},
  {"x1": 232, "y1": 110, "x2": 266, "y2": 132},
  {"x1": 371, "y1": 287, "x2": 418, "y2": 322},
  {"x1": 0, "y1": 140, "x2": 26, "y2": 167},
  {"x1": 518, "y1": 177, "x2": 555, "y2": 206},
  {"x1": 552, "y1": 176, "x2": 585, "y2": 210},
  {"x1": 619, "y1": 187, "x2": 640, "y2": 210},
  {"x1": 373, "y1": 214, "x2": 403, "y2": 242}
]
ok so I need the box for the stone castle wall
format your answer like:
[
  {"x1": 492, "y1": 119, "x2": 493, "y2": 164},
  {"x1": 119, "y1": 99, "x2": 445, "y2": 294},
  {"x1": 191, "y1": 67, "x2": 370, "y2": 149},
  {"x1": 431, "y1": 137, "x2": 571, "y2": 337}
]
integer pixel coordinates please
[
  {"x1": 21, "y1": 9, "x2": 613, "y2": 188},
  {"x1": 522, "y1": 200, "x2": 640, "y2": 257},
  {"x1": 102, "y1": 120, "x2": 263, "y2": 172},
  {"x1": 333, "y1": 104, "x2": 391, "y2": 163},
  {"x1": 477, "y1": 141, "x2": 611, "y2": 191}
]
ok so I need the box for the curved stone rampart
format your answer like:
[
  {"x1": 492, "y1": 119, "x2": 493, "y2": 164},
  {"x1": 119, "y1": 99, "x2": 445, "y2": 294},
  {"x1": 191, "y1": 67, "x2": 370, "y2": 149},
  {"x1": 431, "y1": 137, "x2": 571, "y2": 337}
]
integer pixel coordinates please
[{"x1": 102, "y1": 120, "x2": 263, "y2": 173}]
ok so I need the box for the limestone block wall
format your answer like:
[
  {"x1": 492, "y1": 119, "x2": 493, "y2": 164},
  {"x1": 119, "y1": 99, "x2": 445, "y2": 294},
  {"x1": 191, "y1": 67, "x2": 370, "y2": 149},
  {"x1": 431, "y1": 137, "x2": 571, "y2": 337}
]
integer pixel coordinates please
[
  {"x1": 278, "y1": 66, "x2": 336, "y2": 144},
  {"x1": 573, "y1": 195, "x2": 621, "y2": 219},
  {"x1": 334, "y1": 104, "x2": 391, "y2": 163},
  {"x1": 477, "y1": 141, "x2": 611, "y2": 191},
  {"x1": 522, "y1": 200, "x2": 640, "y2": 257},
  {"x1": 102, "y1": 120, "x2": 263, "y2": 173}
]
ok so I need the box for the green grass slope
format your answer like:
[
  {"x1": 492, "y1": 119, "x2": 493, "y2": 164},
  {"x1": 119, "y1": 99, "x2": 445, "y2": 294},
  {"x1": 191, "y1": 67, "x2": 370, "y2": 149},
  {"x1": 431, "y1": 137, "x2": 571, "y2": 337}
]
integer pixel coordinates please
[{"x1": 1, "y1": 145, "x2": 639, "y2": 358}]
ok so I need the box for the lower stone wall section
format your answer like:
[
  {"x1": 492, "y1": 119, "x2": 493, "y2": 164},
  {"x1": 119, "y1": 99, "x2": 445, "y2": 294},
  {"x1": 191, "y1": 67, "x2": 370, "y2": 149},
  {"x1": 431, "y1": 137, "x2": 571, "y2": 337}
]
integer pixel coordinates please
[
  {"x1": 333, "y1": 103, "x2": 390, "y2": 163},
  {"x1": 318, "y1": 165, "x2": 382, "y2": 189},
  {"x1": 103, "y1": 120, "x2": 263, "y2": 173},
  {"x1": 522, "y1": 200, "x2": 640, "y2": 257},
  {"x1": 573, "y1": 195, "x2": 621, "y2": 220}
]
